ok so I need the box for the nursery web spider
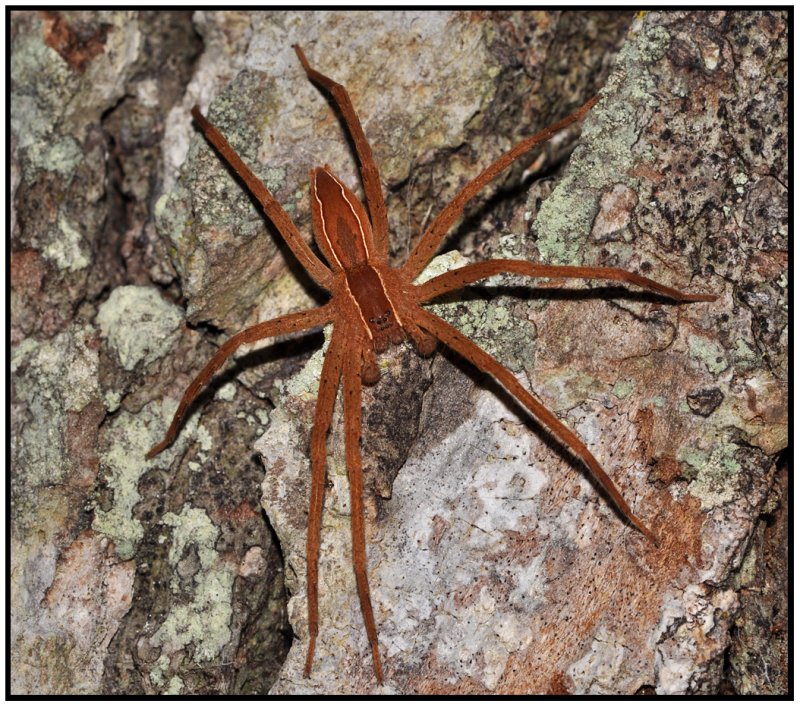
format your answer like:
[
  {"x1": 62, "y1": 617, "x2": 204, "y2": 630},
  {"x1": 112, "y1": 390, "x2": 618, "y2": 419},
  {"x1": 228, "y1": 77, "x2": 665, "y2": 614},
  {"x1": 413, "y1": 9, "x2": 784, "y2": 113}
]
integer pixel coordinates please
[{"x1": 147, "y1": 44, "x2": 714, "y2": 683}]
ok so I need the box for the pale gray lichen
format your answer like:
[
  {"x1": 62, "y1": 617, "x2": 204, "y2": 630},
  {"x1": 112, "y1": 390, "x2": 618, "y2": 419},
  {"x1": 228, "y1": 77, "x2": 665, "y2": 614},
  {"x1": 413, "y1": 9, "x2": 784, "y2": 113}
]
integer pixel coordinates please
[
  {"x1": 164, "y1": 676, "x2": 185, "y2": 695},
  {"x1": 612, "y1": 379, "x2": 634, "y2": 399},
  {"x1": 731, "y1": 337, "x2": 759, "y2": 370},
  {"x1": 149, "y1": 651, "x2": 185, "y2": 694},
  {"x1": 687, "y1": 334, "x2": 729, "y2": 376},
  {"x1": 533, "y1": 191, "x2": 599, "y2": 265},
  {"x1": 41, "y1": 214, "x2": 90, "y2": 272},
  {"x1": 93, "y1": 411, "x2": 160, "y2": 560},
  {"x1": 93, "y1": 401, "x2": 199, "y2": 560},
  {"x1": 11, "y1": 324, "x2": 100, "y2": 488},
  {"x1": 12, "y1": 323, "x2": 99, "y2": 414},
  {"x1": 96, "y1": 286, "x2": 184, "y2": 371},
  {"x1": 149, "y1": 654, "x2": 170, "y2": 687},
  {"x1": 682, "y1": 440, "x2": 742, "y2": 510},
  {"x1": 150, "y1": 504, "x2": 234, "y2": 663},
  {"x1": 36, "y1": 137, "x2": 85, "y2": 181},
  {"x1": 10, "y1": 27, "x2": 75, "y2": 156}
]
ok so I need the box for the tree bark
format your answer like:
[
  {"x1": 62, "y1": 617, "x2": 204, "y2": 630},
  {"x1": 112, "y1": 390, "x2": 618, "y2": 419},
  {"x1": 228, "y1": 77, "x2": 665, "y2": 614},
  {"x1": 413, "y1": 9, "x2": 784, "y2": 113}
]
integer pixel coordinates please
[{"x1": 11, "y1": 10, "x2": 787, "y2": 696}]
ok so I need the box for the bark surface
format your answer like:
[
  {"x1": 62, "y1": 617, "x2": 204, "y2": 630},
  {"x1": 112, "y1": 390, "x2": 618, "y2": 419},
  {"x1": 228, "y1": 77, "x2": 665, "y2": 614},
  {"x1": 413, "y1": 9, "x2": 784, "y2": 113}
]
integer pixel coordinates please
[{"x1": 11, "y1": 10, "x2": 787, "y2": 696}]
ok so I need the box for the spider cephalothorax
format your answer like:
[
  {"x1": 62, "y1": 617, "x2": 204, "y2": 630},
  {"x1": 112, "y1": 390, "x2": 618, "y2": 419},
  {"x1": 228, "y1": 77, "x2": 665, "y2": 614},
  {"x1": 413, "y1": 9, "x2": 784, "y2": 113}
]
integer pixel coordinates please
[{"x1": 147, "y1": 44, "x2": 714, "y2": 684}]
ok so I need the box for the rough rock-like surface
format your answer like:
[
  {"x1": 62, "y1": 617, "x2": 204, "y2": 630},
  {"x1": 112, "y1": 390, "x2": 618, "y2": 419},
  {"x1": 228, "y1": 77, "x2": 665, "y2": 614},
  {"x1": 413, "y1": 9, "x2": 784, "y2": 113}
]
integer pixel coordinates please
[{"x1": 11, "y1": 10, "x2": 786, "y2": 696}]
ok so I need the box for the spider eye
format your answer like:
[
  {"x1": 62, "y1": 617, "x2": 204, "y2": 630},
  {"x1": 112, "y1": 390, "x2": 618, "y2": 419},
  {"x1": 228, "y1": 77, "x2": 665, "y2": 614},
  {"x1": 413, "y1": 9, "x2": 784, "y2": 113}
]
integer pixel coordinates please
[{"x1": 368, "y1": 311, "x2": 392, "y2": 330}]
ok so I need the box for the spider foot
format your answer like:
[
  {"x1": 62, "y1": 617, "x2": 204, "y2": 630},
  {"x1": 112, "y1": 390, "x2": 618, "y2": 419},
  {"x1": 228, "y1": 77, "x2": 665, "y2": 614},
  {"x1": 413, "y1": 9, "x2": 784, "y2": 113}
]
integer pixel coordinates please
[
  {"x1": 145, "y1": 437, "x2": 171, "y2": 460},
  {"x1": 681, "y1": 292, "x2": 717, "y2": 303},
  {"x1": 303, "y1": 633, "x2": 317, "y2": 679},
  {"x1": 630, "y1": 514, "x2": 660, "y2": 547}
]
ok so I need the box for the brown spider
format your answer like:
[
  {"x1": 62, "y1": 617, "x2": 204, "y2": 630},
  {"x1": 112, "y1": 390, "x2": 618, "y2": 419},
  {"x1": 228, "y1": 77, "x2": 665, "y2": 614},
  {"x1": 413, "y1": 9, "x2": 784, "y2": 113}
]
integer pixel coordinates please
[{"x1": 147, "y1": 45, "x2": 714, "y2": 684}]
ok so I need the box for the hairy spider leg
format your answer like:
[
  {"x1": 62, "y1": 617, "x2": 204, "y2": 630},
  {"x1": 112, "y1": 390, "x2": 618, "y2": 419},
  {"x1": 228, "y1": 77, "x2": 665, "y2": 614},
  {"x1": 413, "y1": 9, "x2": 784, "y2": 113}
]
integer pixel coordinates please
[
  {"x1": 413, "y1": 306, "x2": 659, "y2": 544},
  {"x1": 146, "y1": 305, "x2": 333, "y2": 459},
  {"x1": 401, "y1": 94, "x2": 600, "y2": 280},
  {"x1": 295, "y1": 44, "x2": 390, "y2": 261},
  {"x1": 304, "y1": 320, "x2": 347, "y2": 678},
  {"x1": 343, "y1": 339, "x2": 383, "y2": 683},
  {"x1": 415, "y1": 260, "x2": 717, "y2": 304},
  {"x1": 191, "y1": 106, "x2": 334, "y2": 290},
  {"x1": 304, "y1": 327, "x2": 384, "y2": 682}
]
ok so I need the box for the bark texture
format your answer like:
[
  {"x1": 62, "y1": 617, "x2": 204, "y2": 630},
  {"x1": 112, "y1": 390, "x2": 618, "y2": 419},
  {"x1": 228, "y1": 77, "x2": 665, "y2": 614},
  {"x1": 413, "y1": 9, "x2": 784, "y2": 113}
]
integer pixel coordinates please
[{"x1": 11, "y1": 10, "x2": 786, "y2": 696}]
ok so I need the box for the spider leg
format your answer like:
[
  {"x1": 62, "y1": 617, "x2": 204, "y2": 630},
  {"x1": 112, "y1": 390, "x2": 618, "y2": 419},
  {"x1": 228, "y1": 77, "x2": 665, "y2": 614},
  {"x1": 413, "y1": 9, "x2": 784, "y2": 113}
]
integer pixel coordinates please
[
  {"x1": 401, "y1": 95, "x2": 599, "y2": 280},
  {"x1": 294, "y1": 45, "x2": 390, "y2": 261},
  {"x1": 414, "y1": 259, "x2": 716, "y2": 304},
  {"x1": 343, "y1": 340, "x2": 384, "y2": 683},
  {"x1": 304, "y1": 320, "x2": 347, "y2": 678},
  {"x1": 146, "y1": 304, "x2": 334, "y2": 459},
  {"x1": 191, "y1": 106, "x2": 334, "y2": 290},
  {"x1": 413, "y1": 306, "x2": 659, "y2": 545}
]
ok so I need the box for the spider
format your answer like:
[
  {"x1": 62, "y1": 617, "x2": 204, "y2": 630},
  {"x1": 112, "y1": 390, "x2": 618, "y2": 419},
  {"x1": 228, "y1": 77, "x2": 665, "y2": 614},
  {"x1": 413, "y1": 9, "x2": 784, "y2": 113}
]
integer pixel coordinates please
[{"x1": 147, "y1": 44, "x2": 714, "y2": 684}]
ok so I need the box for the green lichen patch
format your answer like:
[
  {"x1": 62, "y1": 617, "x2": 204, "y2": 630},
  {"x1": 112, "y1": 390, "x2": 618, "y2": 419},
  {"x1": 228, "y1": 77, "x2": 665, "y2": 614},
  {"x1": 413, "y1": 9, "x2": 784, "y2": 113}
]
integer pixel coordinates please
[
  {"x1": 682, "y1": 439, "x2": 742, "y2": 510},
  {"x1": 612, "y1": 379, "x2": 634, "y2": 400},
  {"x1": 11, "y1": 324, "x2": 100, "y2": 490},
  {"x1": 11, "y1": 24, "x2": 76, "y2": 155},
  {"x1": 150, "y1": 504, "x2": 234, "y2": 664},
  {"x1": 12, "y1": 324, "x2": 99, "y2": 414},
  {"x1": 687, "y1": 334, "x2": 729, "y2": 376},
  {"x1": 532, "y1": 186, "x2": 599, "y2": 265},
  {"x1": 529, "y1": 15, "x2": 675, "y2": 269},
  {"x1": 93, "y1": 402, "x2": 199, "y2": 560},
  {"x1": 149, "y1": 654, "x2": 170, "y2": 688},
  {"x1": 731, "y1": 337, "x2": 759, "y2": 371},
  {"x1": 647, "y1": 395, "x2": 666, "y2": 408},
  {"x1": 92, "y1": 411, "x2": 156, "y2": 560},
  {"x1": 41, "y1": 214, "x2": 90, "y2": 272},
  {"x1": 163, "y1": 676, "x2": 185, "y2": 695},
  {"x1": 34, "y1": 137, "x2": 85, "y2": 181},
  {"x1": 96, "y1": 286, "x2": 183, "y2": 371}
]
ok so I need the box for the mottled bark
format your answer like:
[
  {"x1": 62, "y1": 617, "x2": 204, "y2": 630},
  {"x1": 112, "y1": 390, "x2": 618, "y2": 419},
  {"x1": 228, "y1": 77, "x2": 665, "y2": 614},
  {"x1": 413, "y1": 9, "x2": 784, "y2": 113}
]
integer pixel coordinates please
[
  {"x1": 11, "y1": 10, "x2": 289, "y2": 696},
  {"x1": 11, "y1": 9, "x2": 786, "y2": 697}
]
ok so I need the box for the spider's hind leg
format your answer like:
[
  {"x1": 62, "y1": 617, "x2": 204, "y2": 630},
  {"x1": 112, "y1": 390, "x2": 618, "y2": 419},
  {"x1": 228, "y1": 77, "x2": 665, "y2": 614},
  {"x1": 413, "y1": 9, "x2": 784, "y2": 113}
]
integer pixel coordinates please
[
  {"x1": 344, "y1": 341, "x2": 384, "y2": 682},
  {"x1": 413, "y1": 305, "x2": 659, "y2": 545},
  {"x1": 304, "y1": 323, "x2": 347, "y2": 679}
]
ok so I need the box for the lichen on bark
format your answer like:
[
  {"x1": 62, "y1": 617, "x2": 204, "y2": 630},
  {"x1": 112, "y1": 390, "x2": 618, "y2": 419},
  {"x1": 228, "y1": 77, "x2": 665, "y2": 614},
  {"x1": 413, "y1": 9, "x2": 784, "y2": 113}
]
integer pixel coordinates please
[{"x1": 11, "y1": 9, "x2": 786, "y2": 697}]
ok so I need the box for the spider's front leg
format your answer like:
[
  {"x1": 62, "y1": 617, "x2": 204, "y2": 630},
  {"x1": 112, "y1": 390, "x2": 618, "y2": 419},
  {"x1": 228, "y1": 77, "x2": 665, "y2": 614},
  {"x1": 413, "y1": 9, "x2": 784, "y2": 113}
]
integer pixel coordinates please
[
  {"x1": 191, "y1": 106, "x2": 334, "y2": 290},
  {"x1": 294, "y1": 44, "x2": 390, "y2": 261},
  {"x1": 412, "y1": 306, "x2": 659, "y2": 544},
  {"x1": 401, "y1": 95, "x2": 600, "y2": 280}
]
